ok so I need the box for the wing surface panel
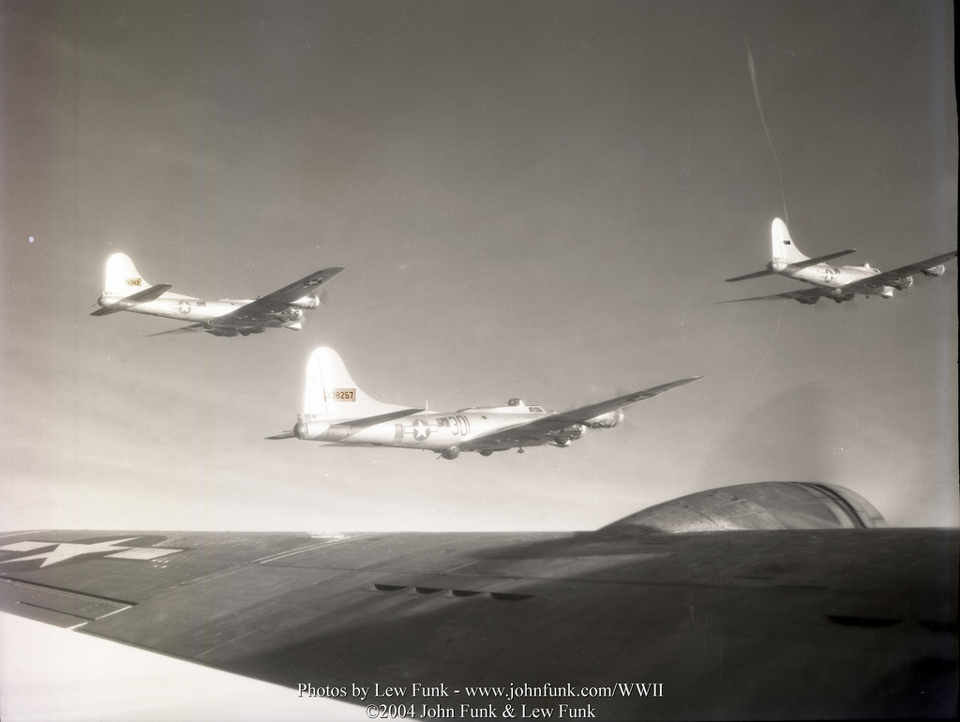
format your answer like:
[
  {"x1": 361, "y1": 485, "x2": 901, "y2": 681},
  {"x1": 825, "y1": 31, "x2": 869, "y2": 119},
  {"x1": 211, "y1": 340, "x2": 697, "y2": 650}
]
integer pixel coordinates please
[
  {"x1": 1, "y1": 528, "x2": 956, "y2": 719},
  {"x1": 210, "y1": 267, "x2": 344, "y2": 326},
  {"x1": 842, "y1": 250, "x2": 958, "y2": 293},
  {"x1": 461, "y1": 377, "x2": 701, "y2": 451},
  {"x1": 720, "y1": 287, "x2": 833, "y2": 304}
]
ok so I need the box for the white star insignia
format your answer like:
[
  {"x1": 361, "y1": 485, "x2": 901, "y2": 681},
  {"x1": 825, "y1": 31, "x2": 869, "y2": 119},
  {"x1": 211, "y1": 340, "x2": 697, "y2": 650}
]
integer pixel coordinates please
[
  {"x1": 411, "y1": 419, "x2": 431, "y2": 440},
  {"x1": 0, "y1": 538, "x2": 183, "y2": 568}
]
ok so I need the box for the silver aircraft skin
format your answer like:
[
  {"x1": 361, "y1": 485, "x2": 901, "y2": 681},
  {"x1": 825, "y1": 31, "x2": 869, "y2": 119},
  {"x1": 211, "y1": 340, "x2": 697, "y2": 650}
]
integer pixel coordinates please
[
  {"x1": 91, "y1": 253, "x2": 344, "y2": 336},
  {"x1": 724, "y1": 218, "x2": 957, "y2": 304},
  {"x1": 268, "y1": 347, "x2": 701, "y2": 459}
]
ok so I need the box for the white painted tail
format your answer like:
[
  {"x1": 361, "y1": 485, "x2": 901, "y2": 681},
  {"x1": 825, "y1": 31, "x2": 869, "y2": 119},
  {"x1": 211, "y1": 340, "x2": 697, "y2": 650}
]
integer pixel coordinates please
[
  {"x1": 770, "y1": 218, "x2": 809, "y2": 264},
  {"x1": 104, "y1": 253, "x2": 152, "y2": 297},
  {"x1": 303, "y1": 347, "x2": 408, "y2": 421}
]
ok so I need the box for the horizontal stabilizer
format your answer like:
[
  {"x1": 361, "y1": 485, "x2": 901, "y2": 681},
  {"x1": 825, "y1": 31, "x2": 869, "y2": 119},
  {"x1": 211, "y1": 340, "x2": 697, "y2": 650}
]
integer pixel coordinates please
[
  {"x1": 331, "y1": 408, "x2": 425, "y2": 429},
  {"x1": 90, "y1": 284, "x2": 172, "y2": 316},
  {"x1": 265, "y1": 430, "x2": 297, "y2": 440},
  {"x1": 790, "y1": 249, "x2": 857, "y2": 268},
  {"x1": 725, "y1": 269, "x2": 776, "y2": 283}
]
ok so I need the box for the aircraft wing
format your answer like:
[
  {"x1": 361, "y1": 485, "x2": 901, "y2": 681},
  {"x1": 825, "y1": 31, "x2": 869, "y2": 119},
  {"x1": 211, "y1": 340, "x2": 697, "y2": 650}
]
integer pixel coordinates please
[
  {"x1": 146, "y1": 323, "x2": 207, "y2": 337},
  {"x1": 208, "y1": 266, "x2": 345, "y2": 327},
  {"x1": 0, "y1": 485, "x2": 955, "y2": 720},
  {"x1": 460, "y1": 377, "x2": 701, "y2": 452},
  {"x1": 719, "y1": 286, "x2": 834, "y2": 304},
  {"x1": 90, "y1": 284, "x2": 173, "y2": 316},
  {"x1": 841, "y1": 250, "x2": 958, "y2": 293}
]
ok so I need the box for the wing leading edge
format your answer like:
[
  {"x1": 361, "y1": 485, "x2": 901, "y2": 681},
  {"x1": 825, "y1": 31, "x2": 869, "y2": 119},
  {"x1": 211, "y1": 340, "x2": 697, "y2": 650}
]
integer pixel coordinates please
[
  {"x1": 460, "y1": 376, "x2": 702, "y2": 452},
  {"x1": 841, "y1": 250, "x2": 958, "y2": 294},
  {"x1": 210, "y1": 266, "x2": 345, "y2": 327}
]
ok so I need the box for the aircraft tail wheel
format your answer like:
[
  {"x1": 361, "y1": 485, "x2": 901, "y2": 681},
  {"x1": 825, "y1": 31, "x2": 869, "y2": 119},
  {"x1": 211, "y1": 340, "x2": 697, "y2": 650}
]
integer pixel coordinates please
[{"x1": 517, "y1": 448, "x2": 525, "y2": 454}]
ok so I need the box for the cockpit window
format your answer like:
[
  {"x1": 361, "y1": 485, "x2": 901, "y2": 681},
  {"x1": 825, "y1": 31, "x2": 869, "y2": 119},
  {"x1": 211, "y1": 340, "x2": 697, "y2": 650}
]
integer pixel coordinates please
[{"x1": 528, "y1": 406, "x2": 544, "y2": 413}]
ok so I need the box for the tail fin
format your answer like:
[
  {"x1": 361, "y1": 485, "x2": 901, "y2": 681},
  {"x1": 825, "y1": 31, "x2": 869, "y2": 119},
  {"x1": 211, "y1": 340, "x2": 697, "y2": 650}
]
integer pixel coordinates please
[
  {"x1": 104, "y1": 253, "x2": 152, "y2": 296},
  {"x1": 770, "y1": 218, "x2": 809, "y2": 264},
  {"x1": 303, "y1": 347, "x2": 408, "y2": 421}
]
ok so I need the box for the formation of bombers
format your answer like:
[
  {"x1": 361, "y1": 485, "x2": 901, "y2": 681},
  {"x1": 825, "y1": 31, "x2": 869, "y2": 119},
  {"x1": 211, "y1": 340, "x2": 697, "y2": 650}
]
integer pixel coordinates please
[{"x1": 2, "y1": 216, "x2": 954, "y2": 720}]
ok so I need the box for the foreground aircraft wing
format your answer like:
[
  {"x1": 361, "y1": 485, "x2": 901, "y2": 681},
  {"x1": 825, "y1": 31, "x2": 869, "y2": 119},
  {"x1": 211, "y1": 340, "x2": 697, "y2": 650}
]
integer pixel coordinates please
[
  {"x1": 719, "y1": 286, "x2": 834, "y2": 304},
  {"x1": 460, "y1": 377, "x2": 700, "y2": 452},
  {"x1": 90, "y1": 284, "x2": 173, "y2": 316},
  {"x1": 206, "y1": 266, "x2": 344, "y2": 327},
  {"x1": 0, "y1": 482, "x2": 956, "y2": 720},
  {"x1": 841, "y1": 250, "x2": 958, "y2": 294}
]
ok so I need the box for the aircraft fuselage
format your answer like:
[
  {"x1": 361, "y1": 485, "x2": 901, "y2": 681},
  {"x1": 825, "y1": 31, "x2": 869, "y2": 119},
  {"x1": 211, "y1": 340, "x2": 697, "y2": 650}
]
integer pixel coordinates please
[
  {"x1": 295, "y1": 404, "x2": 574, "y2": 454},
  {"x1": 95, "y1": 291, "x2": 304, "y2": 329},
  {"x1": 778, "y1": 262, "x2": 893, "y2": 298}
]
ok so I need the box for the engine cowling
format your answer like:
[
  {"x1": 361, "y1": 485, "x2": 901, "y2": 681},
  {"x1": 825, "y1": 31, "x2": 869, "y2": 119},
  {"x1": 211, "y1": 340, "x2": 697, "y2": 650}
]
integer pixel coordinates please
[
  {"x1": 921, "y1": 264, "x2": 945, "y2": 278},
  {"x1": 584, "y1": 409, "x2": 625, "y2": 429},
  {"x1": 290, "y1": 293, "x2": 321, "y2": 309},
  {"x1": 208, "y1": 326, "x2": 239, "y2": 337},
  {"x1": 890, "y1": 276, "x2": 914, "y2": 291}
]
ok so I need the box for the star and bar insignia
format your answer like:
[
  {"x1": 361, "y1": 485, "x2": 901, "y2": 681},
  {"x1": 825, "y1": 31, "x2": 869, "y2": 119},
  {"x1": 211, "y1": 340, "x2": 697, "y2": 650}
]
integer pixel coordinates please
[{"x1": 0, "y1": 537, "x2": 184, "y2": 569}]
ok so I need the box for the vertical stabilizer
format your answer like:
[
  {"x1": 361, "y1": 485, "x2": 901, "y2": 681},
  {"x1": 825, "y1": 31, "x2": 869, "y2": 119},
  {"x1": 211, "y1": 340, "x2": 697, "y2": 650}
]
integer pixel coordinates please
[
  {"x1": 303, "y1": 347, "x2": 408, "y2": 421},
  {"x1": 770, "y1": 218, "x2": 809, "y2": 264},
  {"x1": 104, "y1": 253, "x2": 152, "y2": 296}
]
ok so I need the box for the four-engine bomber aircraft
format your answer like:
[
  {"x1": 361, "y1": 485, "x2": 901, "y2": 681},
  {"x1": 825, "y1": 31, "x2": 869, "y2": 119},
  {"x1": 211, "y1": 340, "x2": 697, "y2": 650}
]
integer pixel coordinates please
[
  {"x1": 91, "y1": 253, "x2": 344, "y2": 336},
  {"x1": 1, "y1": 481, "x2": 956, "y2": 719},
  {"x1": 724, "y1": 218, "x2": 957, "y2": 304},
  {"x1": 267, "y1": 347, "x2": 701, "y2": 459}
]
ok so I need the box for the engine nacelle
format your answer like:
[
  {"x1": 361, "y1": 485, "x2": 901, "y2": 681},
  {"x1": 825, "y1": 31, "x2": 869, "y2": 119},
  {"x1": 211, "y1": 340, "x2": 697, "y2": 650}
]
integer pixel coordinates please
[
  {"x1": 584, "y1": 409, "x2": 625, "y2": 429},
  {"x1": 440, "y1": 446, "x2": 460, "y2": 460},
  {"x1": 290, "y1": 293, "x2": 321, "y2": 309},
  {"x1": 797, "y1": 296, "x2": 819, "y2": 305},
  {"x1": 890, "y1": 276, "x2": 913, "y2": 291},
  {"x1": 278, "y1": 307, "x2": 305, "y2": 322},
  {"x1": 208, "y1": 326, "x2": 239, "y2": 337},
  {"x1": 921, "y1": 264, "x2": 945, "y2": 278}
]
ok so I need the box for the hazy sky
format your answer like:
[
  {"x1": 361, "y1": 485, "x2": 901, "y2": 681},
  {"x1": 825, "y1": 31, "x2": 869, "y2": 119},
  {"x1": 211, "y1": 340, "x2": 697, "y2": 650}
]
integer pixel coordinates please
[{"x1": 1, "y1": 1, "x2": 956, "y2": 720}]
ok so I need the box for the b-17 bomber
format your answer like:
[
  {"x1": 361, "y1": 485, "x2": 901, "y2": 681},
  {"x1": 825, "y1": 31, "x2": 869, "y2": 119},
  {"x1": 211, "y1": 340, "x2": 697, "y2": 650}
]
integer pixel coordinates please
[
  {"x1": 267, "y1": 347, "x2": 701, "y2": 459},
  {"x1": 91, "y1": 253, "x2": 344, "y2": 336},
  {"x1": 723, "y1": 218, "x2": 956, "y2": 304}
]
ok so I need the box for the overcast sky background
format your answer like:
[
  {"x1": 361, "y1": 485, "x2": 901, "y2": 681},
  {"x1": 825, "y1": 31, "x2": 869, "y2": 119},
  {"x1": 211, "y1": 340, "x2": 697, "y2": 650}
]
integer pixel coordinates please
[{"x1": 1, "y1": 1, "x2": 956, "y2": 720}]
